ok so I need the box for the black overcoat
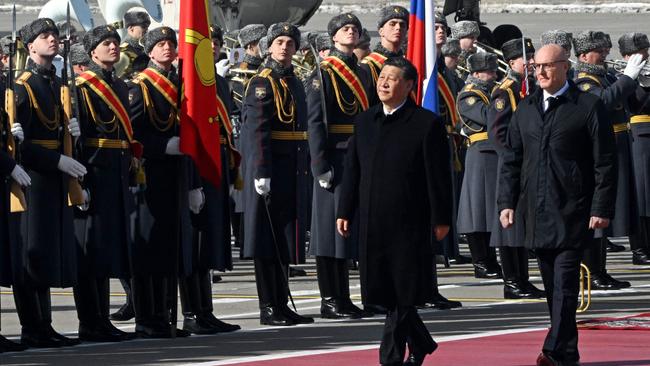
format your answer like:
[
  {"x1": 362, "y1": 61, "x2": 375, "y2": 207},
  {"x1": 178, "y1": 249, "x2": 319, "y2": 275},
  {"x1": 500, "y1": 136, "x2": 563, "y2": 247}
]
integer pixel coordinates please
[
  {"x1": 338, "y1": 99, "x2": 452, "y2": 307},
  {"x1": 497, "y1": 83, "x2": 617, "y2": 250},
  {"x1": 0, "y1": 75, "x2": 18, "y2": 286},
  {"x1": 306, "y1": 50, "x2": 375, "y2": 259},
  {"x1": 189, "y1": 74, "x2": 235, "y2": 272},
  {"x1": 74, "y1": 64, "x2": 133, "y2": 279},
  {"x1": 575, "y1": 71, "x2": 638, "y2": 237},
  {"x1": 628, "y1": 86, "x2": 650, "y2": 217},
  {"x1": 129, "y1": 65, "x2": 194, "y2": 276},
  {"x1": 241, "y1": 61, "x2": 310, "y2": 262},
  {"x1": 15, "y1": 60, "x2": 77, "y2": 287}
]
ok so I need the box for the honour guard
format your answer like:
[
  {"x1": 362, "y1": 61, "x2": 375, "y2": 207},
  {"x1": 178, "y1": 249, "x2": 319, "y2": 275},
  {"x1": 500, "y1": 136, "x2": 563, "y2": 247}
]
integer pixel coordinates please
[
  {"x1": 619, "y1": 32, "x2": 650, "y2": 265},
  {"x1": 307, "y1": 13, "x2": 374, "y2": 319},
  {"x1": 241, "y1": 23, "x2": 314, "y2": 326},
  {"x1": 361, "y1": 5, "x2": 409, "y2": 86},
  {"x1": 116, "y1": 11, "x2": 151, "y2": 79},
  {"x1": 73, "y1": 25, "x2": 134, "y2": 342},
  {"x1": 441, "y1": 39, "x2": 466, "y2": 96},
  {"x1": 176, "y1": 25, "x2": 241, "y2": 334},
  {"x1": 488, "y1": 38, "x2": 545, "y2": 298},
  {"x1": 574, "y1": 30, "x2": 641, "y2": 290},
  {"x1": 12, "y1": 18, "x2": 85, "y2": 348},
  {"x1": 0, "y1": 39, "x2": 30, "y2": 353},
  {"x1": 456, "y1": 53, "x2": 502, "y2": 278},
  {"x1": 129, "y1": 26, "x2": 201, "y2": 338}
]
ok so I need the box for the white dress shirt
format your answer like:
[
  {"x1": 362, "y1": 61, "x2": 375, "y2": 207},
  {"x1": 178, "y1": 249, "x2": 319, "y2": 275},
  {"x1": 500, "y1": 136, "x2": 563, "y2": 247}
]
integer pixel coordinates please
[{"x1": 542, "y1": 81, "x2": 570, "y2": 112}]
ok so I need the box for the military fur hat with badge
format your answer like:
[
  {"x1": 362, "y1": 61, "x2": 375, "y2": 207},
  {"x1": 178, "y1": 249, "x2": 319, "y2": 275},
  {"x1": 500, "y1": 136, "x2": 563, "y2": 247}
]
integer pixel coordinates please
[
  {"x1": 467, "y1": 52, "x2": 499, "y2": 73},
  {"x1": 541, "y1": 30, "x2": 573, "y2": 54},
  {"x1": 618, "y1": 32, "x2": 650, "y2": 56},
  {"x1": 143, "y1": 26, "x2": 177, "y2": 54},
  {"x1": 83, "y1": 25, "x2": 120, "y2": 55},
  {"x1": 377, "y1": 5, "x2": 409, "y2": 30},
  {"x1": 501, "y1": 37, "x2": 535, "y2": 62},
  {"x1": 266, "y1": 23, "x2": 300, "y2": 48},
  {"x1": 239, "y1": 24, "x2": 266, "y2": 49},
  {"x1": 450, "y1": 20, "x2": 479, "y2": 40},
  {"x1": 124, "y1": 11, "x2": 151, "y2": 29},
  {"x1": 20, "y1": 18, "x2": 59, "y2": 45},
  {"x1": 327, "y1": 13, "x2": 363, "y2": 38},
  {"x1": 572, "y1": 31, "x2": 611, "y2": 57}
]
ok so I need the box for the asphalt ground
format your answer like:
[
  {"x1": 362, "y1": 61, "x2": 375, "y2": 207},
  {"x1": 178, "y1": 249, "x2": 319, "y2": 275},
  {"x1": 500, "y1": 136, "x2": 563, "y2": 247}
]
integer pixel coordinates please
[{"x1": 1, "y1": 238, "x2": 649, "y2": 365}]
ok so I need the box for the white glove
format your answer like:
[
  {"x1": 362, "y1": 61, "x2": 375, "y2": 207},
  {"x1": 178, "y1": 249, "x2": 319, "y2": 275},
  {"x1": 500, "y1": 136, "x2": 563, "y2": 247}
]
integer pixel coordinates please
[
  {"x1": 317, "y1": 170, "x2": 333, "y2": 189},
  {"x1": 10, "y1": 164, "x2": 31, "y2": 187},
  {"x1": 216, "y1": 59, "x2": 230, "y2": 77},
  {"x1": 57, "y1": 155, "x2": 87, "y2": 178},
  {"x1": 623, "y1": 53, "x2": 647, "y2": 80},
  {"x1": 165, "y1": 136, "x2": 182, "y2": 155},
  {"x1": 77, "y1": 189, "x2": 91, "y2": 211},
  {"x1": 10, "y1": 123, "x2": 24, "y2": 143},
  {"x1": 189, "y1": 188, "x2": 205, "y2": 214},
  {"x1": 67, "y1": 117, "x2": 81, "y2": 137},
  {"x1": 254, "y1": 178, "x2": 271, "y2": 196}
]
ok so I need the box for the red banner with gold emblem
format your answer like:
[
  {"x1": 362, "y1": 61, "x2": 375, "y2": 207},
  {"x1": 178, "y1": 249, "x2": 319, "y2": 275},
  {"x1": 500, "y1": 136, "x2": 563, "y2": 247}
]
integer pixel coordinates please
[{"x1": 179, "y1": 0, "x2": 222, "y2": 187}]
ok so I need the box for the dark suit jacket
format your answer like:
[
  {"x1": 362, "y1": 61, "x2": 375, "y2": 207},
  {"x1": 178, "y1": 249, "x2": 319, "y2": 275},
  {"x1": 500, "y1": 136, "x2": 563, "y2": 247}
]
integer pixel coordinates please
[{"x1": 498, "y1": 81, "x2": 617, "y2": 249}]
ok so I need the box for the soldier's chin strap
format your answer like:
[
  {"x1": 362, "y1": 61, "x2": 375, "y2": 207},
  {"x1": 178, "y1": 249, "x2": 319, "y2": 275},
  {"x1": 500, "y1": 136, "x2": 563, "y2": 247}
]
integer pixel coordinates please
[{"x1": 262, "y1": 194, "x2": 298, "y2": 313}]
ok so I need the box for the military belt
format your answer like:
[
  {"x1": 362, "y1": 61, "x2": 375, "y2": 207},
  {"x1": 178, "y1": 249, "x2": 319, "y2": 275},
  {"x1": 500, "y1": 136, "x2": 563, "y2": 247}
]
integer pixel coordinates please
[
  {"x1": 271, "y1": 131, "x2": 308, "y2": 140},
  {"x1": 84, "y1": 138, "x2": 130, "y2": 149},
  {"x1": 630, "y1": 115, "x2": 650, "y2": 124},
  {"x1": 468, "y1": 132, "x2": 489, "y2": 144},
  {"x1": 328, "y1": 124, "x2": 354, "y2": 134},
  {"x1": 612, "y1": 123, "x2": 629, "y2": 134},
  {"x1": 31, "y1": 139, "x2": 61, "y2": 150}
]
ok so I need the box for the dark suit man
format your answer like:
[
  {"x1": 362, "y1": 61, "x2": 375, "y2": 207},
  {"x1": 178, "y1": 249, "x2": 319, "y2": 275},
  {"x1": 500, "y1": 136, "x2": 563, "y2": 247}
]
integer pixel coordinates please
[
  {"x1": 337, "y1": 57, "x2": 451, "y2": 366},
  {"x1": 498, "y1": 45, "x2": 617, "y2": 366}
]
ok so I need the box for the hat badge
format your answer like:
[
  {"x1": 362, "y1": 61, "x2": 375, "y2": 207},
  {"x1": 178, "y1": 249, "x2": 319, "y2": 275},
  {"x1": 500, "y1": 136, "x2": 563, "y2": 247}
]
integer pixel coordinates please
[
  {"x1": 394, "y1": 7, "x2": 400, "y2": 13},
  {"x1": 162, "y1": 28, "x2": 168, "y2": 34},
  {"x1": 347, "y1": 14, "x2": 353, "y2": 19},
  {"x1": 284, "y1": 25, "x2": 290, "y2": 31}
]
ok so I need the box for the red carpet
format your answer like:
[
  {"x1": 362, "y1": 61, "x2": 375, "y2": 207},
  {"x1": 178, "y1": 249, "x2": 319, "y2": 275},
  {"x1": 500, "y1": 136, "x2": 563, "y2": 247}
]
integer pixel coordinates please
[
  {"x1": 578, "y1": 312, "x2": 650, "y2": 330},
  {"x1": 223, "y1": 329, "x2": 650, "y2": 365}
]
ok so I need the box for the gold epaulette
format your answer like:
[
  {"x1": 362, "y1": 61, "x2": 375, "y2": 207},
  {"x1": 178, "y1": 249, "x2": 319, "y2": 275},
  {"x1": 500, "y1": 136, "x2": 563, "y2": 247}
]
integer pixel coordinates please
[
  {"x1": 576, "y1": 72, "x2": 602, "y2": 87},
  {"x1": 498, "y1": 78, "x2": 514, "y2": 90},
  {"x1": 15, "y1": 71, "x2": 32, "y2": 85},
  {"x1": 461, "y1": 85, "x2": 489, "y2": 104}
]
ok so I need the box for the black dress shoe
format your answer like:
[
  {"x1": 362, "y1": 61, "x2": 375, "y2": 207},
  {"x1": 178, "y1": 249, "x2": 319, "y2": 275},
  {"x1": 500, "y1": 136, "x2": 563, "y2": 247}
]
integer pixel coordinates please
[
  {"x1": 521, "y1": 281, "x2": 546, "y2": 298},
  {"x1": 110, "y1": 302, "x2": 135, "y2": 321},
  {"x1": 260, "y1": 306, "x2": 295, "y2": 326},
  {"x1": 0, "y1": 335, "x2": 28, "y2": 352},
  {"x1": 474, "y1": 262, "x2": 502, "y2": 279},
  {"x1": 364, "y1": 304, "x2": 388, "y2": 315},
  {"x1": 45, "y1": 326, "x2": 80, "y2": 347},
  {"x1": 198, "y1": 313, "x2": 241, "y2": 332},
  {"x1": 449, "y1": 254, "x2": 472, "y2": 265},
  {"x1": 428, "y1": 293, "x2": 462, "y2": 309},
  {"x1": 606, "y1": 241, "x2": 625, "y2": 252},
  {"x1": 632, "y1": 249, "x2": 650, "y2": 265},
  {"x1": 320, "y1": 298, "x2": 350, "y2": 319},
  {"x1": 78, "y1": 323, "x2": 123, "y2": 343},
  {"x1": 20, "y1": 331, "x2": 62, "y2": 348},
  {"x1": 536, "y1": 352, "x2": 560, "y2": 366},
  {"x1": 289, "y1": 267, "x2": 307, "y2": 277},
  {"x1": 135, "y1": 323, "x2": 174, "y2": 338},
  {"x1": 403, "y1": 352, "x2": 426, "y2": 365},
  {"x1": 340, "y1": 299, "x2": 374, "y2": 318},
  {"x1": 280, "y1": 304, "x2": 314, "y2": 324},
  {"x1": 212, "y1": 274, "x2": 223, "y2": 283},
  {"x1": 174, "y1": 328, "x2": 191, "y2": 338},
  {"x1": 504, "y1": 281, "x2": 538, "y2": 299},
  {"x1": 101, "y1": 320, "x2": 136, "y2": 341},
  {"x1": 183, "y1": 316, "x2": 220, "y2": 335},
  {"x1": 601, "y1": 273, "x2": 631, "y2": 289}
]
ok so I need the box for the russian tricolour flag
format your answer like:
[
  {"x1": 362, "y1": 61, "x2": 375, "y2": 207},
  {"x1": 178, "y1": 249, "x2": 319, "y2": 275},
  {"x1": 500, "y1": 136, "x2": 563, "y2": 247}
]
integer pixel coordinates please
[{"x1": 407, "y1": 0, "x2": 438, "y2": 114}]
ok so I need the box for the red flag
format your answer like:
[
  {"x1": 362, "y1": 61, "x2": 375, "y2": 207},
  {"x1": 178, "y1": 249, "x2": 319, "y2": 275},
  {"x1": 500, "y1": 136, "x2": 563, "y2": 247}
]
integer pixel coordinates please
[{"x1": 178, "y1": 0, "x2": 222, "y2": 187}]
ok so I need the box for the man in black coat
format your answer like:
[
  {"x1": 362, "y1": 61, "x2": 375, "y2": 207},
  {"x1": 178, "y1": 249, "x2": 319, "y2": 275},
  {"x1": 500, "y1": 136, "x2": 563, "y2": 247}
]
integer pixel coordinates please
[
  {"x1": 129, "y1": 26, "x2": 202, "y2": 338},
  {"x1": 307, "y1": 12, "x2": 374, "y2": 320},
  {"x1": 73, "y1": 25, "x2": 134, "y2": 343},
  {"x1": 13, "y1": 18, "x2": 86, "y2": 348},
  {"x1": 498, "y1": 44, "x2": 617, "y2": 366},
  {"x1": 180, "y1": 25, "x2": 240, "y2": 335},
  {"x1": 241, "y1": 23, "x2": 314, "y2": 327},
  {"x1": 337, "y1": 57, "x2": 451, "y2": 366},
  {"x1": 0, "y1": 64, "x2": 31, "y2": 353}
]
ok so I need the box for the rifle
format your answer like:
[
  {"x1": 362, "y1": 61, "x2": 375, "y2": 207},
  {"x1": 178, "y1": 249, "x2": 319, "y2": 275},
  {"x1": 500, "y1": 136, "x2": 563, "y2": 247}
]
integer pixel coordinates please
[
  {"x1": 61, "y1": 3, "x2": 85, "y2": 205},
  {"x1": 6, "y1": 1, "x2": 27, "y2": 212}
]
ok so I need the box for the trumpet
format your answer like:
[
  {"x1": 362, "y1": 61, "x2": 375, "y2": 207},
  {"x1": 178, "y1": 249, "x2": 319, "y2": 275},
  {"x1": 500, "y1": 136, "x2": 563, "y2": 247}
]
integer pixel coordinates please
[
  {"x1": 577, "y1": 263, "x2": 591, "y2": 313},
  {"x1": 606, "y1": 59, "x2": 650, "y2": 86}
]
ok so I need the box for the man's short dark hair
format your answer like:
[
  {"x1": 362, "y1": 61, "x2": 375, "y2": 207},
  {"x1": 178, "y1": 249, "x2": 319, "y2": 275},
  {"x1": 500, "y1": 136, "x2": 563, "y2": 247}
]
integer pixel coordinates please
[{"x1": 383, "y1": 57, "x2": 418, "y2": 82}]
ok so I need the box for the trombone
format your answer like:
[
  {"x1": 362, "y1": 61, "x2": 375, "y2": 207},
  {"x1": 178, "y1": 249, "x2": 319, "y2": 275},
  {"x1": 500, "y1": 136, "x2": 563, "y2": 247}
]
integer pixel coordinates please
[
  {"x1": 577, "y1": 263, "x2": 591, "y2": 313},
  {"x1": 475, "y1": 41, "x2": 511, "y2": 71}
]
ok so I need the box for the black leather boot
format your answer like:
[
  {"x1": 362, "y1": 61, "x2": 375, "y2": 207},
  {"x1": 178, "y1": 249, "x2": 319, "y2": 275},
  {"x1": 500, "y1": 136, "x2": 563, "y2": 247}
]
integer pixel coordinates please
[{"x1": 260, "y1": 306, "x2": 294, "y2": 326}]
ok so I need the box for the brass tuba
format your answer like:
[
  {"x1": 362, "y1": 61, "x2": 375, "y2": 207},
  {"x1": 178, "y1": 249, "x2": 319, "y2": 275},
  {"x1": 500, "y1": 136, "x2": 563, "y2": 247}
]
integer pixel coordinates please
[{"x1": 606, "y1": 59, "x2": 650, "y2": 87}]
